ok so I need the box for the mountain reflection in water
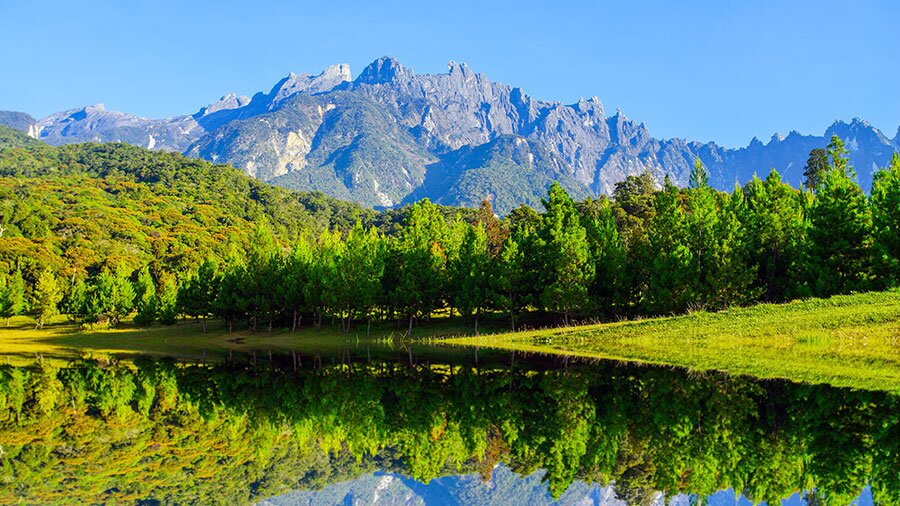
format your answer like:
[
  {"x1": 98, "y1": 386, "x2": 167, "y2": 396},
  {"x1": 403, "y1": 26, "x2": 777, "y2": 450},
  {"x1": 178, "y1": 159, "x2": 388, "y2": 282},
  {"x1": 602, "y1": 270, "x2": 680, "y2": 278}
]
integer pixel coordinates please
[{"x1": 0, "y1": 348, "x2": 894, "y2": 505}]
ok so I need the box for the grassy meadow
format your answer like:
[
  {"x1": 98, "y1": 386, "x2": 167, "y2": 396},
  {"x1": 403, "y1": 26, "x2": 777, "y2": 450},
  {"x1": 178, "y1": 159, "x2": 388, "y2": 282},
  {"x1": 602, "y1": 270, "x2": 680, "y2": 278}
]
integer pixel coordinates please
[{"x1": 446, "y1": 290, "x2": 900, "y2": 392}]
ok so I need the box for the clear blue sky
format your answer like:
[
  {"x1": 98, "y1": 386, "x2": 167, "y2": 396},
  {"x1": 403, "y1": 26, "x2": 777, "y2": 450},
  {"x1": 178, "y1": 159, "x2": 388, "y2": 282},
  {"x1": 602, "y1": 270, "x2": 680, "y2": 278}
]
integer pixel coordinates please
[{"x1": 1, "y1": 0, "x2": 897, "y2": 147}]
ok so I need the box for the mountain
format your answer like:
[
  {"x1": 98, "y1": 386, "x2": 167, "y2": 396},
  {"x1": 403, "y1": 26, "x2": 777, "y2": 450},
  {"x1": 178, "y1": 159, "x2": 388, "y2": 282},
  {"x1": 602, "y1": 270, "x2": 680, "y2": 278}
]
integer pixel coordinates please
[
  {"x1": 8, "y1": 57, "x2": 899, "y2": 213},
  {"x1": 0, "y1": 110, "x2": 36, "y2": 134}
]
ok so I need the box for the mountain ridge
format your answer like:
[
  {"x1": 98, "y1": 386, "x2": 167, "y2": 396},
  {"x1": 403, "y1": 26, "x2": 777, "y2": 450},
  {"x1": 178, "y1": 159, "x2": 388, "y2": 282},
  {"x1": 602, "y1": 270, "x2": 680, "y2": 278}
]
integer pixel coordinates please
[{"x1": 2, "y1": 56, "x2": 897, "y2": 212}]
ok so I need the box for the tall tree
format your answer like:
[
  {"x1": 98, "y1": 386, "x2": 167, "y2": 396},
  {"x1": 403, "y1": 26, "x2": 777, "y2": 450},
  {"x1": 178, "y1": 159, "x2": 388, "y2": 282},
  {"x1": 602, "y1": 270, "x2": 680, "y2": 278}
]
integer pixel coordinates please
[
  {"x1": 133, "y1": 266, "x2": 157, "y2": 326},
  {"x1": 392, "y1": 199, "x2": 449, "y2": 336},
  {"x1": 33, "y1": 269, "x2": 62, "y2": 329},
  {"x1": 88, "y1": 266, "x2": 135, "y2": 326},
  {"x1": 803, "y1": 148, "x2": 830, "y2": 191},
  {"x1": 0, "y1": 269, "x2": 25, "y2": 326},
  {"x1": 579, "y1": 197, "x2": 628, "y2": 315},
  {"x1": 806, "y1": 166, "x2": 874, "y2": 295},
  {"x1": 338, "y1": 222, "x2": 385, "y2": 333},
  {"x1": 176, "y1": 259, "x2": 220, "y2": 331},
  {"x1": 870, "y1": 152, "x2": 900, "y2": 286},
  {"x1": 451, "y1": 223, "x2": 490, "y2": 334},
  {"x1": 539, "y1": 183, "x2": 593, "y2": 325},
  {"x1": 645, "y1": 179, "x2": 693, "y2": 313}
]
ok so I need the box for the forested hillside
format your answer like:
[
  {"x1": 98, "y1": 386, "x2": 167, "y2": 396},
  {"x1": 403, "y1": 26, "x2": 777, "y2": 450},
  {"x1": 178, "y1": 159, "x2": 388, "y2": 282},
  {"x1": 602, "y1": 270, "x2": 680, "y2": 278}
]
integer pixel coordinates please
[{"x1": 2, "y1": 125, "x2": 899, "y2": 333}]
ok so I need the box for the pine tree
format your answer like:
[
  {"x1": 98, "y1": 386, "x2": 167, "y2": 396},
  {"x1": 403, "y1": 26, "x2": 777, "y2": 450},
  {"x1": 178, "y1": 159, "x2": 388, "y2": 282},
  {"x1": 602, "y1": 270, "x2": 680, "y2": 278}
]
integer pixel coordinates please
[
  {"x1": 806, "y1": 167, "x2": 874, "y2": 295},
  {"x1": 870, "y1": 152, "x2": 900, "y2": 286},
  {"x1": 176, "y1": 259, "x2": 219, "y2": 331},
  {"x1": 339, "y1": 223, "x2": 384, "y2": 334},
  {"x1": 88, "y1": 266, "x2": 136, "y2": 326},
  {"x1": 804, "y1": 148, "x2": 830, "y2": 191},
  {"x1": 539, "y1": 183, "x2": 594, "y2": 326},
  {"x1": 133, "y1": 266, "x2": 157, "y2": 326},
  {"x1": 645, "y1": 179, "x2": 693, "y2": 313},
  {"x1": 34, "y1": 269, "x2": 62, "y2": 330},
  {"x1": 685, "y1": 158, "x2": 719, "y2": 306},
  {"x1": 580, "y1": 197, "x2": 628, "y2": 315},
  {"x1": 0, "y1": 269, "x2": 25, "y2": 325},
  {"x1": 451, "y1": 223, "x2": 489, "y2": 334}
]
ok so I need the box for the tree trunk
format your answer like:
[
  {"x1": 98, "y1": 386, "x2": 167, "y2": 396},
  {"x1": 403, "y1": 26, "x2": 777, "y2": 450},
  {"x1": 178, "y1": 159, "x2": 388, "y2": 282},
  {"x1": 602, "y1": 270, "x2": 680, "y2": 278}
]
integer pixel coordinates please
[
  {"x1": 407, "y1": 314, "x2": 414, "y2": 338},
  {"x1": 268, "y1": 315, "x2": 273, "y2": 332},
  {"x1": 367, "y1": 317, "x2": 371, "y2": 337},
  {"x1": 292, "y1": 310, "x2": 298, "y2": 332},
  {"x1": 228, "y1": 318, "x2": 233, "y2": 333},
  {"x1": 202, "y1": 316, "x2": 207, "y2": 333},
  {"x1": 474, "y1": 313, "x2": 479, "y2": 336}
]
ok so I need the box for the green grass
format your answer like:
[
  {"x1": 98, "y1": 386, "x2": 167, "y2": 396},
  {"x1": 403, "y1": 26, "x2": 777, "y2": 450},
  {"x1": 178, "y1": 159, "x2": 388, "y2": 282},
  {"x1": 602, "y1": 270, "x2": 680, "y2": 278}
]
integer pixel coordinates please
[{"x1": 444, "y1": 291, "x2": 900, "y2": 393}]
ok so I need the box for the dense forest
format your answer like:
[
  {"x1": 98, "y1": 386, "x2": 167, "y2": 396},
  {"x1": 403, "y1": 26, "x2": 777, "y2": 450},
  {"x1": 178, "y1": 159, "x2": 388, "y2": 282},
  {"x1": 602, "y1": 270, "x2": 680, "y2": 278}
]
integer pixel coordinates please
[
  {"x1": 1, "y1": 124, "x2": 900, "y2": 332},
  {"x1": 1, "y1": 356, "x2": 896, "y2": 504}
]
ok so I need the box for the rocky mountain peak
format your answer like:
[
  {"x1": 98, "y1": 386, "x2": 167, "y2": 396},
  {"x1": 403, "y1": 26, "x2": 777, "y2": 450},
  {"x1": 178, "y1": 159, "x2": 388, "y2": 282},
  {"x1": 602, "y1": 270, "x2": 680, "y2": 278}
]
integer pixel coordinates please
[
  {"x1": 269, "y1": 64, "x2": 352, "y2": 104},
  {"x1": 195, "y1": 93, "x2": 251, "y2": 117},
  {"x1": 447, "y1": 60, "x2": 474, "y2": 79},
  {"x1": 355, "y1": 56, "x2": 409, "y2": 85}
]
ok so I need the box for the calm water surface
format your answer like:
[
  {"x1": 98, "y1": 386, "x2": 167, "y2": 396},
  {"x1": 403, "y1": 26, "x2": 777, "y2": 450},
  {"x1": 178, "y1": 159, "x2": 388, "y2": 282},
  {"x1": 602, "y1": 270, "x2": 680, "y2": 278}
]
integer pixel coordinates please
[{"x1": 0, "y1": 340, "x2": 890, "y2": 505}]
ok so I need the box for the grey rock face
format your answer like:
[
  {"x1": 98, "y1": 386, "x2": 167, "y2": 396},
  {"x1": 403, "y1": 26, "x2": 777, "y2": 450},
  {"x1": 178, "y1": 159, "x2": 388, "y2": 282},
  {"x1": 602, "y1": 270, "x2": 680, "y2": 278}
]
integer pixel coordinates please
[{"x1": 20, "y1": 58, "x2": 900, "y2": 213}]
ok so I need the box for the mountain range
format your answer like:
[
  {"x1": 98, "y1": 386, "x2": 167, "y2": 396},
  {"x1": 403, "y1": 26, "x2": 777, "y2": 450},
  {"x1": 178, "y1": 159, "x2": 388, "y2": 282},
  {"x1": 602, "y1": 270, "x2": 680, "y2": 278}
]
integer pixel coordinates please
[{"x1": 3, "y1": 57, "x2": 898, "y2": 213}]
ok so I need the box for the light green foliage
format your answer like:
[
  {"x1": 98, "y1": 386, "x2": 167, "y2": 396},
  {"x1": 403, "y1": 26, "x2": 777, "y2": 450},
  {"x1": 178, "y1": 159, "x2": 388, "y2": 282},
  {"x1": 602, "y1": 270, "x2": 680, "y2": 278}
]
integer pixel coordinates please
[
  {"x1": 450, "y1": 223, "x2": 489, "y2": 332},
  {"x1": 86, "y1": 265, "x2": 136, "y2": 326},
  {"x1": 132, "y1": 265, "x2": 156, "y2": 326},
  {"x1": 0, "y1": 269, "x2": 25, "y2": 324},
  {"x1": 871, "y1": 152, "x2": 900, "y2": 284},
  {"x1": 33, "y1": 269, "x2": 62, "y2": 329}
]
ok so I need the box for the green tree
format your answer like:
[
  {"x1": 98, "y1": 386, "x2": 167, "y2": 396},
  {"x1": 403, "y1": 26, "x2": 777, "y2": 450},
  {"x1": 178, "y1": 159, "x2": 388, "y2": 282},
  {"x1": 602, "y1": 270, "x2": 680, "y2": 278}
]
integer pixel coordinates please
[
  {"x1": 450, "y1": 223, "x2": 490, "y2": 334},
  {"x1": 176, "y1": 259, "x2": 220, "y2": 331},
  {"x1": 539, "y1": 183, "x2": 593, "y2": 325},
  {"x1": 740, "y1": 171, "x2": 805, "y2": 301},
  {"x1": 0, "y1": 269, "x2": 25, "y2": 325},
  {"x1": 33, "y1": 269, "x2": 62, "y2": 329},
  {"x1": 645, "y1": 179, "x2": 692, "y2": 313},
  {"x1": 87, "y1": 266, "x2": 136, "y2": 326},
  {"x1": 133, "y1": 266, "x2": 157, "y2": 326},
  {"x1": 339, "y1": 222, "x2": 384, "y2": 334},
  {"x1": 871, "y1": 153, "x2": 900, "y2": 285},
  {"x1": 392, "y1": 199, "x2": 449, "y2": 336},
  {"x1": 803, "y1": 148, "x2": 830, "y2": 191},
  {"x1": 579, "y1": 197, "x2": 628, "y2": 315},
  {"x1": 806, "y1": 168, "x2": 874, "y2": 295}
]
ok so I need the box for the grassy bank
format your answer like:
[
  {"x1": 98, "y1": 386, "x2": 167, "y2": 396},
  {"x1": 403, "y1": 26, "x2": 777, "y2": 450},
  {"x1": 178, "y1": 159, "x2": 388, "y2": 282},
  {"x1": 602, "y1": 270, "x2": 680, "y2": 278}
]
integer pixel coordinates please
[{"x1": 445, "y1": 291, "x2": 900, "y2": 392}]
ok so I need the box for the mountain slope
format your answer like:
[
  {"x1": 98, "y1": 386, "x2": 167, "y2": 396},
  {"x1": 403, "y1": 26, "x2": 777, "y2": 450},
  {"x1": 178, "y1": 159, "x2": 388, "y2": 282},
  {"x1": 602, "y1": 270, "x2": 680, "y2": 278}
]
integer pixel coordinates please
[{"x1": 14, "y1": 57, "x2": 900, "y2": 212}]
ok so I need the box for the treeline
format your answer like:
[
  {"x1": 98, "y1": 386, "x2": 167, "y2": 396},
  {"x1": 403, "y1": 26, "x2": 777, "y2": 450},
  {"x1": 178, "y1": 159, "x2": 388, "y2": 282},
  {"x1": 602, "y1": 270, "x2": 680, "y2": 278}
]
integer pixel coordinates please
[
  {"x1": 3, "y1": 134, "x2": 900, "y2": 331},
  {"x1": 2, "y1": 356, "x2": 896, "y2": 504}
]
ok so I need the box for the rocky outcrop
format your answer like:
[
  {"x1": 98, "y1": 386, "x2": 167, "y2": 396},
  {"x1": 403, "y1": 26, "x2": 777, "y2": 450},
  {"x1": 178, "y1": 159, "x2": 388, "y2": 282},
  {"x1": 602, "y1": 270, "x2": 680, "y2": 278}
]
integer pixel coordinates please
[{"x1": 18, "y1": 57, "x2": 900, "y2": 213}]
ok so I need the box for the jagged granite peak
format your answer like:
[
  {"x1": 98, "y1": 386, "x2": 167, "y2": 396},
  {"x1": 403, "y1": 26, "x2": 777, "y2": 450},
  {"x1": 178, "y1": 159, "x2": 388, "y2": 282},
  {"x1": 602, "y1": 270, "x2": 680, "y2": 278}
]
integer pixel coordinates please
[
  {"x1": 15, "y1": 56, "x2": 900, "y2": 212},
  {"x1": 270, "y1": 63, "x2": 352, "y2": 103},
  {"x1": 355, "y1": 56, "x2": 410, "y2": 85},
  {"x1": 195, "y1": 93, "x2": 251, "y2": 117}
]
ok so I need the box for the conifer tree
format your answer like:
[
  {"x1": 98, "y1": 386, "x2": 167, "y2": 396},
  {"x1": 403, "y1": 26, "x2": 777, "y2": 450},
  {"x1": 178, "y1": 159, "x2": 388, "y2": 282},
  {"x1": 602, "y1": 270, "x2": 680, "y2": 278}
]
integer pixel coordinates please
[
  {"x1": 451, "y1": 223, "x2": 489, "y2": 334},
  {"x1": 539, "y1": 183, "x2": 593, "y2": 325},
  {"x1": 806, "y1": 162, "x2": 874, "y2": 295},
  {"x1": 870, "y1": 152, "x2": 900, "y2": 285},
  {"x1": 133, "y1": 266, "x2": 157, "y2": 326},
  {"x1": 0, "y1": 269, "x2": 25, "y2": 325},
  {"x1": 34, "y1": 269, "x2": 62, "y2": 330}
]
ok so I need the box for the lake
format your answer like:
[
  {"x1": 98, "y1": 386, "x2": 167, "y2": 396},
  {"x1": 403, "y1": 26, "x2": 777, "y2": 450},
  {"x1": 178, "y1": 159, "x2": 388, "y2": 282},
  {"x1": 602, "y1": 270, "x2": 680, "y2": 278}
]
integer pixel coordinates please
[{"x1": 0, "y1": 340, "x2": 889, "y2": 505}]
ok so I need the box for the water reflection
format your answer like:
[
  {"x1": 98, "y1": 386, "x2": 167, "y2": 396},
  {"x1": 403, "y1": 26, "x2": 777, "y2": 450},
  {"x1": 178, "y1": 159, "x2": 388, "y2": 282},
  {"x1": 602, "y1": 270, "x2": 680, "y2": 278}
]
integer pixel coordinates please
[{"x1": 0, "y1": 351, "x2": 894, "y2": 505}]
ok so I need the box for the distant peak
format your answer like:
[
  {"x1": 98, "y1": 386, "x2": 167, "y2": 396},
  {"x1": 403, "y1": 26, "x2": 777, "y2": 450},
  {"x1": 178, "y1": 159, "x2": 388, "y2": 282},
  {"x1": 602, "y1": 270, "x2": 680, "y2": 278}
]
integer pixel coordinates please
[
  {"x1": 321, "y1": 63, "x2": 352, "y2": 81},
  {"x1": 770, "y1": 132, "x2": 784, "y2": 143},
  {"x1": 356, "y1": 56, "x2": 409, "y2": 85},
  {"x1": 88, "y1": 103, "x2": 106, "y2": 112},
  {"x1": 269, "y1": 63, "x2": 352, "y2": 102},
  {"x1": 447, "y1": 60, "x2": 472, "y2": 76},
  {"x1": 196, "y1": 94, "x2": 251, "y2": 117}
]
